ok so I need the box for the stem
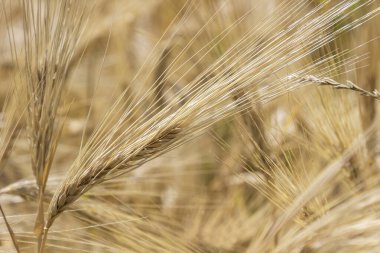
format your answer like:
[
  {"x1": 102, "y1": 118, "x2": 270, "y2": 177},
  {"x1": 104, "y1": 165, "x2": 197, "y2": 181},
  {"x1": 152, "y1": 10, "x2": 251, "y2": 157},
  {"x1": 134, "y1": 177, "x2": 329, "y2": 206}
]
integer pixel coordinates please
[
  {"x1": 0, "y1": 203, "x2": 20, "y2": 253},
  {"x1": 35, "y1": 187, "x2": 45, "y2": 253},
  {"x1": 39, "y1": 227, "x2": 48, "y2": 253}
]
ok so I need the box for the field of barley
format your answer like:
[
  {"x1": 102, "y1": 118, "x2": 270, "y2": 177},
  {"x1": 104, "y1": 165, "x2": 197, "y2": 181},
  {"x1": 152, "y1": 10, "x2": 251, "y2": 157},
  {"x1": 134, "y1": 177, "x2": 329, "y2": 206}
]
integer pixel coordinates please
[{"x1": 0, "y1": 0, "x2": 380, "y2": 252}]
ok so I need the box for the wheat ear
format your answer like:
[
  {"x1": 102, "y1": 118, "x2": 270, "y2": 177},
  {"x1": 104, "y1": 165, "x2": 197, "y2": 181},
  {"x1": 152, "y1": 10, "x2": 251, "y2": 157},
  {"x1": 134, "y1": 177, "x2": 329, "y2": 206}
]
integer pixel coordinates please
[
  {"x1": 290, "y1": 74, "x2": 380, "y2": 100},
  {"x1": 45, "y1": 124, "x2": 181, "y2": 228}
]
